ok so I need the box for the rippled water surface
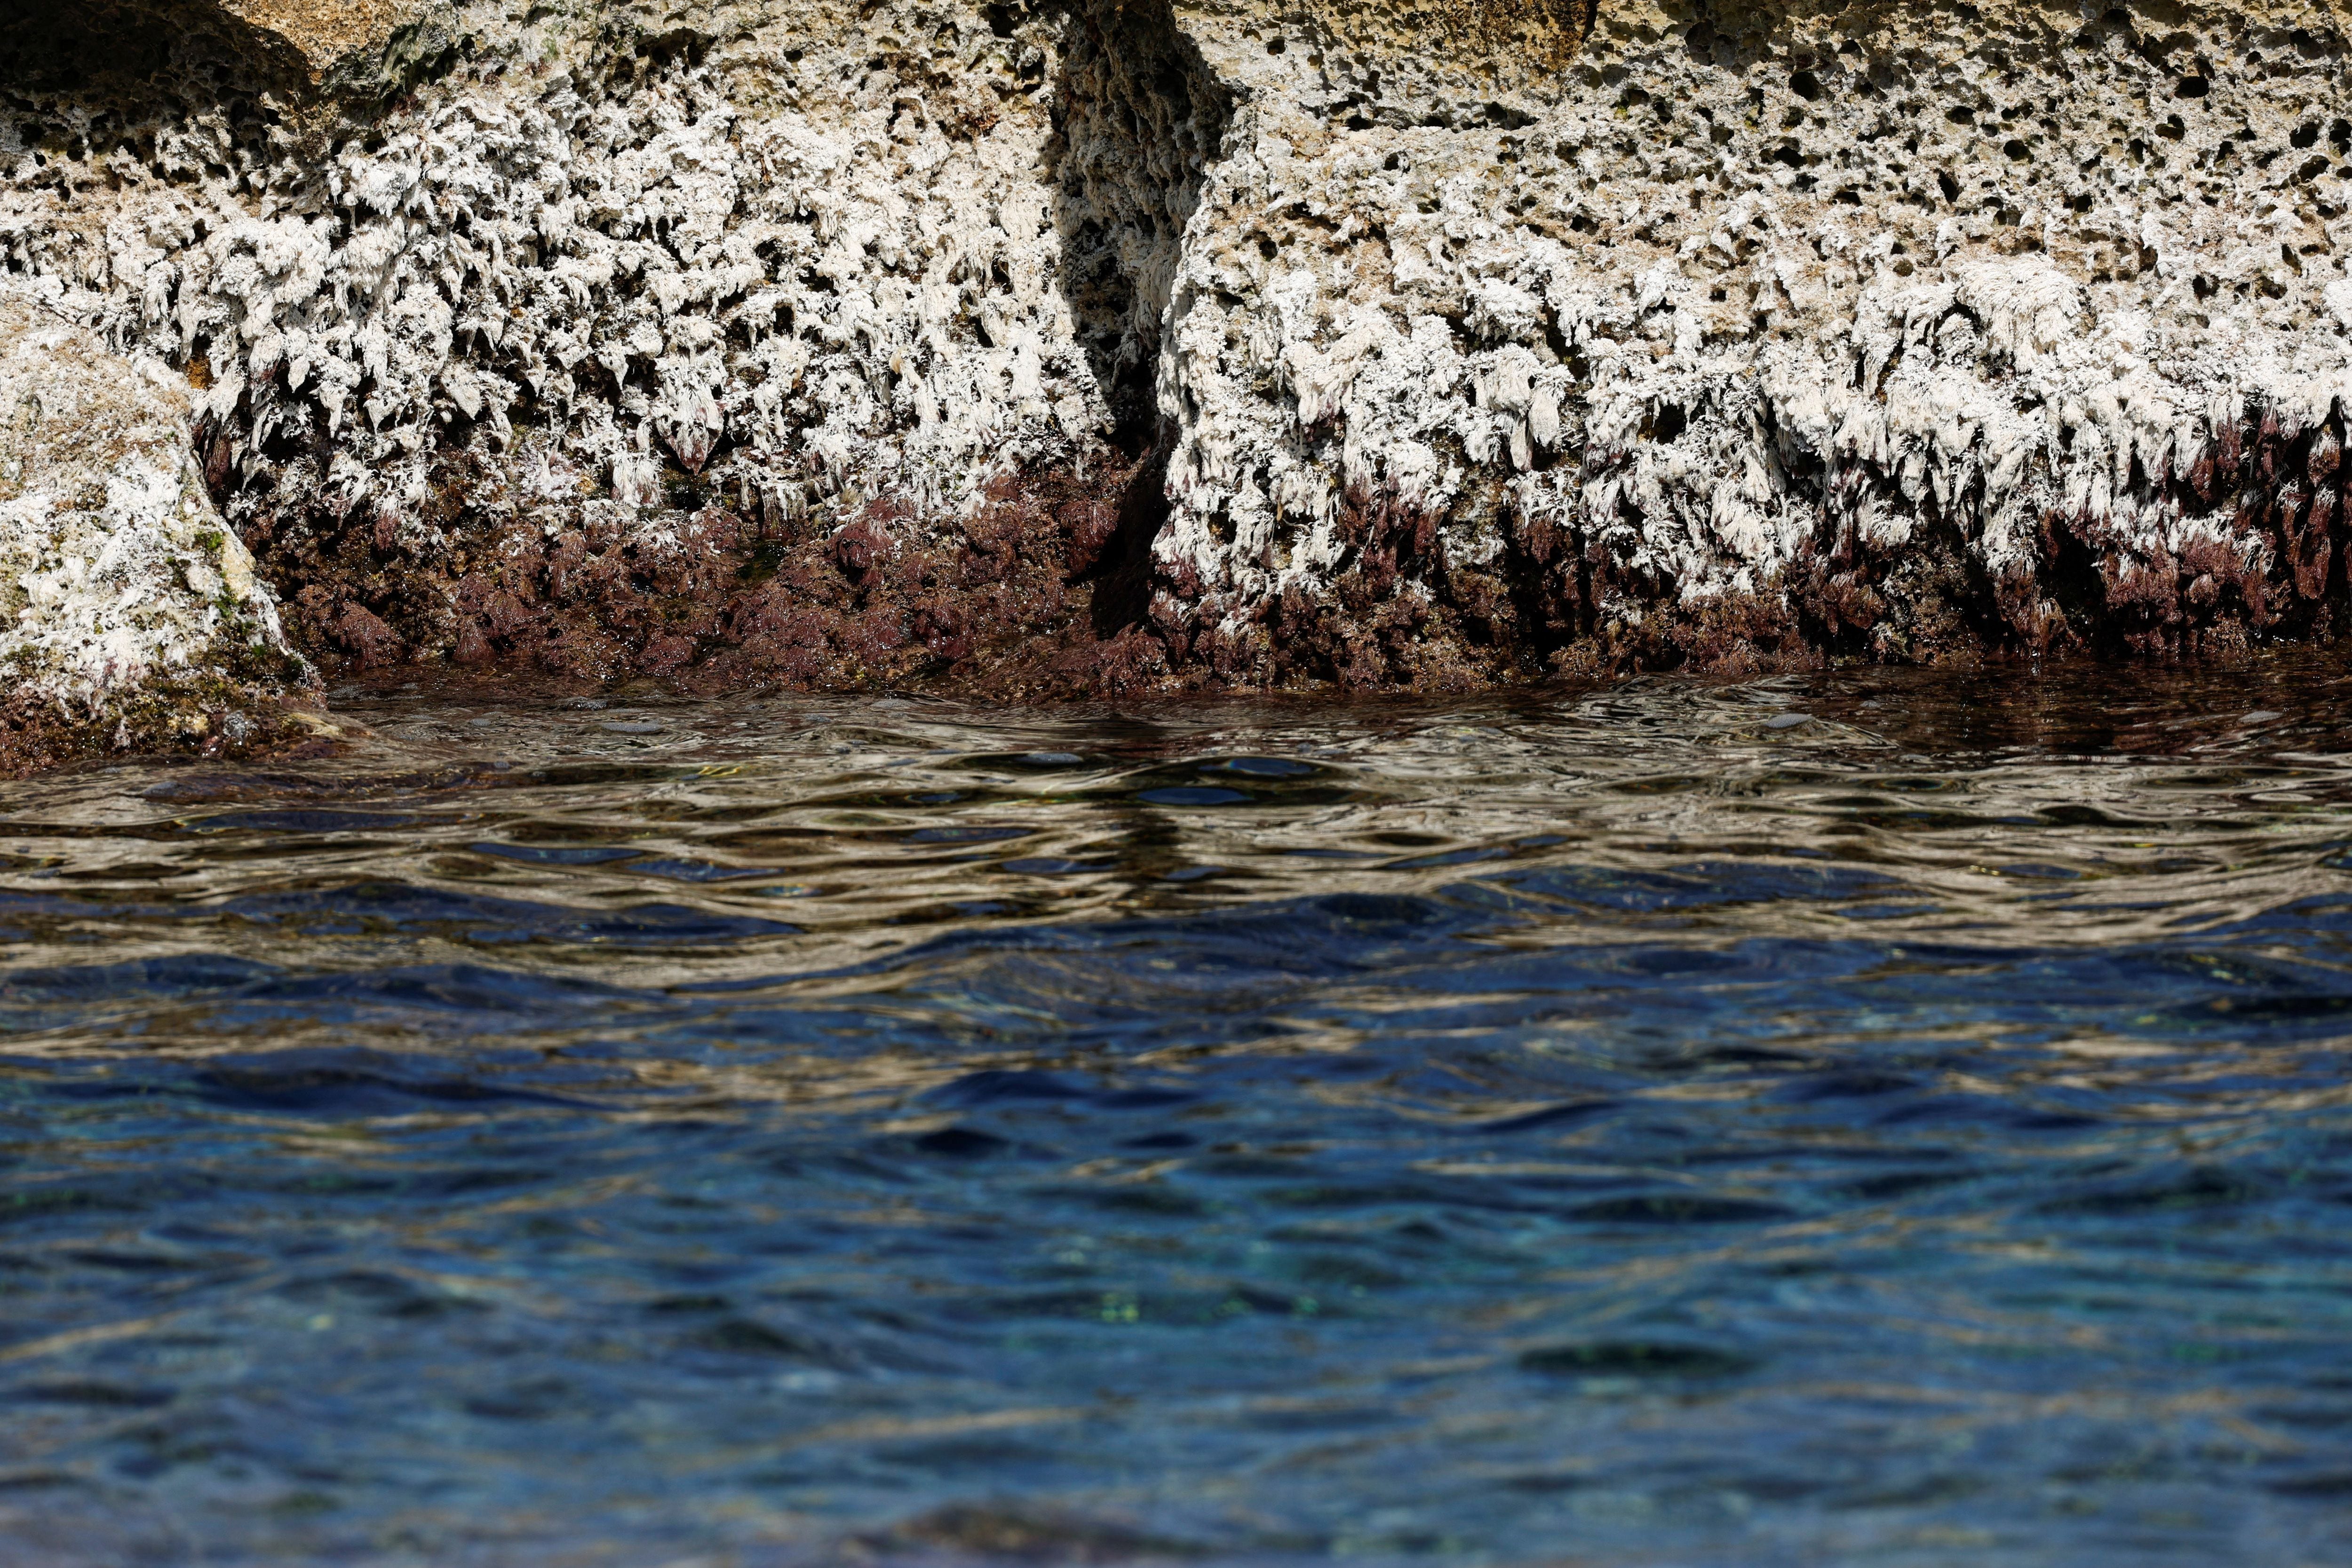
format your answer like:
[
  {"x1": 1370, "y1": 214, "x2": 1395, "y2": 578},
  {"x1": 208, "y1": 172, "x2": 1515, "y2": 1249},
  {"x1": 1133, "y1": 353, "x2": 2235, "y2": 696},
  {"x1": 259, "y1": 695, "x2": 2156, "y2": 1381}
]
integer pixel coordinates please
[{"x1": 8, "y1": 657, "x2": 2352, "y2": 1566}]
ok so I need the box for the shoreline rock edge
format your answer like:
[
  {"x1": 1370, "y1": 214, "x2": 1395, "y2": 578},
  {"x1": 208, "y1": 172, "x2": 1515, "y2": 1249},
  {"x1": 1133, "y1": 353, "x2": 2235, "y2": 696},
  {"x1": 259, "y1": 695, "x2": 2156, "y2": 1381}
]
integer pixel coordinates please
[{"x1": 4, "y1": 0, "x2": 2352, "y2": 744}]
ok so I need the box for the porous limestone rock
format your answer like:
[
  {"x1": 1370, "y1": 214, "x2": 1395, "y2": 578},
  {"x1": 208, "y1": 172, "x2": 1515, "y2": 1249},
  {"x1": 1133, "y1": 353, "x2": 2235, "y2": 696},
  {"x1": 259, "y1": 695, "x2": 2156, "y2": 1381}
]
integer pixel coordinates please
[
  {"x1": 3, "y1": 0, "x2": 2352, "y2": 710},
  {"x1": 0, "y1": 283, "x2": 307, "y2": 763},
  {"x1": 1156, "y1": 0, "x2": 2352, "y2": 679}
]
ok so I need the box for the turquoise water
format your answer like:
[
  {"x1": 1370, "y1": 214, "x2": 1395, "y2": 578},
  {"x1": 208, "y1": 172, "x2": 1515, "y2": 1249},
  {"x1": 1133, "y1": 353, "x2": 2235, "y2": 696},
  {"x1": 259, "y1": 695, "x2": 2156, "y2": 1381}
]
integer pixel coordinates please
[{"x1": 5, "y1": 658, "x2": 2352, "y2": 1565}]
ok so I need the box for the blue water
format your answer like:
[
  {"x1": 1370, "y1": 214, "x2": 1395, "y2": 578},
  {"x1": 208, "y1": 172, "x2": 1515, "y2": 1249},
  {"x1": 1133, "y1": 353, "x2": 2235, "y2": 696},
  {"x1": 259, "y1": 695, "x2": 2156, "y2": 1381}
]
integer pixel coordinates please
[{"x1": 5, "y1": 662, "x2": 2352, "y2": 1565}]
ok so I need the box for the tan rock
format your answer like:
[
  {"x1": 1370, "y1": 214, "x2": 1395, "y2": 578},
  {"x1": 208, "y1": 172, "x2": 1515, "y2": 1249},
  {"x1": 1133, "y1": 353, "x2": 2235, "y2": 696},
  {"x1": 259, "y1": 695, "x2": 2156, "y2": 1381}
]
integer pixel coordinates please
[
  {"x1": 213, "y1": 0, "x2": 408, "y2": 78},
  {"x1": 0, "y1": 0, "x2": 447, "y2": 90}
]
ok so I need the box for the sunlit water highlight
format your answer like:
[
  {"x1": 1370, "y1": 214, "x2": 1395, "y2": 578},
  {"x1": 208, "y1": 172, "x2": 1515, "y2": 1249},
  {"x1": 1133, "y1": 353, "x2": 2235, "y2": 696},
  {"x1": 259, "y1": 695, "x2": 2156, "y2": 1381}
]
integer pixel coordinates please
[{"x1": 6, "y1": 657, "x2": 2352, "y2": 1566}]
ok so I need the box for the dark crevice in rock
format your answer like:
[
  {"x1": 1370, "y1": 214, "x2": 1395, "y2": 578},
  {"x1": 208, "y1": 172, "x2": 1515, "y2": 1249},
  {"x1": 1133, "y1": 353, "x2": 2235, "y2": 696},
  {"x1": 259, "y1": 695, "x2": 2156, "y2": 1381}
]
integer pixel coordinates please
[
  {"x1": 1048, "y1": 0, "x2": 1231, "y2": 460},
  {"x1": 1044, "y1": 0, "x2": 1229, "y2": 642},
  {"x1": 1082, "y1": 442, "x2": 1170, "y2": 639}
]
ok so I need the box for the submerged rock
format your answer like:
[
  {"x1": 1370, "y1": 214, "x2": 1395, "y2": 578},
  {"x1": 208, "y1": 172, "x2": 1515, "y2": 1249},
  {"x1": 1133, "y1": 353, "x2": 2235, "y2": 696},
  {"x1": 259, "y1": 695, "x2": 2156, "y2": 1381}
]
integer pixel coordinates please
[
  {"x1": 2, "y1": 0, "x2": 2351, "y2": 727},
  {"x1": 0, "y1": 285, "x2": 309, "y2": 765}
]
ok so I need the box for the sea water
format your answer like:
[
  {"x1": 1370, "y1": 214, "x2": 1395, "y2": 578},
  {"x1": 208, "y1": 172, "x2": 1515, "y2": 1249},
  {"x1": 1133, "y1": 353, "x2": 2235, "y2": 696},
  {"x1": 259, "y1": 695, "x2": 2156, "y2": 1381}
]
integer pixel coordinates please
[{"x1": 5, "y1": 657, "x2": 2352, "y2": 1566}]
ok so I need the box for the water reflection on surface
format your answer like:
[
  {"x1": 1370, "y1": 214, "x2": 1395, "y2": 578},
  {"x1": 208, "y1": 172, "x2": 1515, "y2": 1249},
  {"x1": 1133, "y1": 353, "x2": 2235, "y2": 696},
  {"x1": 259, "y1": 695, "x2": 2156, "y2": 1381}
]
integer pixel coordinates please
[{"x1": 5, "y1": 656, "x2": 2352, "y2": 1565}]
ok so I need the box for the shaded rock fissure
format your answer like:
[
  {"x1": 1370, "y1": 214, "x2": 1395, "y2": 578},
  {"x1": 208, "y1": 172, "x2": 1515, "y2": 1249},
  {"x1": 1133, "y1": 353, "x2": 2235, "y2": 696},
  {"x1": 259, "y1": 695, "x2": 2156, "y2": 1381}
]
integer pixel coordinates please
[{"x1": 1049, "y1": 0, "x2": 1231, "y2": 461}]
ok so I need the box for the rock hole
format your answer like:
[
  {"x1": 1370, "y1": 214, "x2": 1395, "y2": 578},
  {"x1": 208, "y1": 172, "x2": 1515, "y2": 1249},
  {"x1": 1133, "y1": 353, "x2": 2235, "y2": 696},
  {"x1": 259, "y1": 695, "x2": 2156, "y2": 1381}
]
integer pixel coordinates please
[{"x1": 634, "y1": 30, "x2": 708, "y2": 70}]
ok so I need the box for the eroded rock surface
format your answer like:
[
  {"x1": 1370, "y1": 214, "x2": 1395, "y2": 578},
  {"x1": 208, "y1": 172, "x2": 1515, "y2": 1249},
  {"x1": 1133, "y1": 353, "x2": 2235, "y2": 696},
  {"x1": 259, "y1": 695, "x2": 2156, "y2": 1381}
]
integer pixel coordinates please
[
  {"x1": 0, "y1": 284, "x2": 308, "y2": 766},
  {"x1": 4, "y1": 0, "x2": 2352, "y2": 718},
  {"x1": 1162, "y1": 0, "x2": 2352, "y2": 680}
]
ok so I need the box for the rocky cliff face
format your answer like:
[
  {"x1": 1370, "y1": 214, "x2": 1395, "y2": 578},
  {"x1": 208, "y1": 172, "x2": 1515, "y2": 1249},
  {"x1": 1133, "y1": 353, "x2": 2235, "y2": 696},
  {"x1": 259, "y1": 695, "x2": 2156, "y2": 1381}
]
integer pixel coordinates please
[{"x1": 4, "y1": 0, "x2": 2350, "y2": 740}]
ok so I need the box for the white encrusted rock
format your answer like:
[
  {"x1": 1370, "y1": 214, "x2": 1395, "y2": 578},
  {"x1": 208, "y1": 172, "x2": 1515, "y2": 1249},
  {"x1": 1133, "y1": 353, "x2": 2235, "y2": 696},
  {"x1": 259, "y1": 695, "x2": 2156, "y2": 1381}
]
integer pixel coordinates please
[
  {"x1": 6, "y1": 0, "x2": 2352, "y2": 697},
  {"x1": 0, "y1": 282, "x2": 304, "y2": 752},
  {"x1": 1138, "y1": 0, "x2": 2352, "y2": 677}
]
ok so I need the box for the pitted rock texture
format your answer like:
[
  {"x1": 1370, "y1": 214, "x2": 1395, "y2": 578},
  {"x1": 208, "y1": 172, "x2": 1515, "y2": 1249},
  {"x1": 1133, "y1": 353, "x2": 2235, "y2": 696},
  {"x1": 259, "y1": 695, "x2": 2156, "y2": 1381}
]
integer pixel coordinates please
[
  {"x1": 0, "y1": 284, "x2": 308, "y2": 767},
  {"x1": 1152, "y1": 0, "x2": 2352, "y2": 681},
  {"x1": 4, "y1": 0, "x2": 2352, "y2": 715}
]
